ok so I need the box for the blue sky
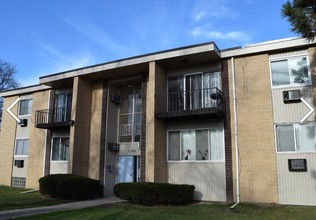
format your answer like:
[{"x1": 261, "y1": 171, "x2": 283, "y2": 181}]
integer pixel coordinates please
[{"x1": 0, "y1": 0, "x2": 294, "y2": 87}]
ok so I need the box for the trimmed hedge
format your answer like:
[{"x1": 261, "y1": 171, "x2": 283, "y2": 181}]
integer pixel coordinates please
[
  {"x1": 113, "y1": 182, "x2": 195, "y2": 206},
  {"x1": 39, "y1": 174, "x2": 100, "y2": 200}
]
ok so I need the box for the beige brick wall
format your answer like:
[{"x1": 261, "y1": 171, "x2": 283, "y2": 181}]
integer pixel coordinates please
[
  {"x1": 0, "y1": 96, "x2": 19, "y2": 186},
  {"x1": 228, "y1": 54, "x2": 278, "y2": 203},
  {"x1": 88, "y1": 81, "x2": 104, "y2": 180},
  {"x1": 154, "y1": 63, "x2": 167, "y2": 183},
  {"x1": 69, "y1": 77, "x2": 92, "y2": 177},
  {"x1": 145, "y1": 61, "x2": 167, "y2": 182},
  {"x1": 26, "y1": 90, "x2": 50, "y2": 188}
]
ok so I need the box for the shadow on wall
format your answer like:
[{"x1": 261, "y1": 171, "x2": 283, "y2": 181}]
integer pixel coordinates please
[{"x1": 311, "y1": 170, "x2": 316, "y2": 190}]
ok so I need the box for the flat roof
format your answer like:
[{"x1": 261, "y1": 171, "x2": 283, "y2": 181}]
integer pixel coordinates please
[
  {"x1": 221, "y1": 37, "x2": 316, "y2": 58},
  {"x1": 39, "y1": 42, "x2": 220, "y2": 85},
  {"x1": 2, "y1": 37, "x2": 316, "y2": 95},
  {"x1": 0, "y1": 84, "x2": 51, "y2": 97}
]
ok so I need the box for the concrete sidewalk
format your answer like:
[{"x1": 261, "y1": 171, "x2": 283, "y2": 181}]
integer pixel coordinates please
[{"x1": 0, "y1": 197, "x2": 123, "y2": 220}]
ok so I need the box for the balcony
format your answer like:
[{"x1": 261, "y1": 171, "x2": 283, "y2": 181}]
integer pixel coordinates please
[
  {"x1": 35, "y1": 107, "x2": 72, "y2": 129},
  {"x1": 155, "y1": 87, "x2": 225, "y2": 120}
]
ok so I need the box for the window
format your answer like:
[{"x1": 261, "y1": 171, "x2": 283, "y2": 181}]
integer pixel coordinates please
[
  {"x1": 15, "y1": 139, "x2": 29, "y2": 156},
  {"x1": 19, "y1": 99, "x2": 32, "y2": 116},
  {"x1": 270, "y1": 56, "x2": 310, "y2": 87},
  {"x1": 276, "y1": 123, "x2": 316, "y2": 152},
  {"x1": 52, "y1": 137, "x2": 69, "y2": 161},
  {"x1": 55, "y1": 93, "x2": 72, "y2": 122},
  {"x1": 119, "y1": 86, "x2": 142, "y2": 142},
  {"x1": 168, "y1": 128, "x2": 224, "y2": 161},
  {"x1": 167, "y1": 72, "x2": 222, "y2": 111}
]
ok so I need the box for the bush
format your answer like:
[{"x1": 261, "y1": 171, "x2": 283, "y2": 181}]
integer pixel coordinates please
[
  {"x1": 39, "y1": 174, "x2": 100, "y2": 200},
  {"x1": 113, "y1": 182, "x2": 195, "y2": 206}
]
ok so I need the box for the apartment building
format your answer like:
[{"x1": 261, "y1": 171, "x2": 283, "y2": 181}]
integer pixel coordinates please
[{"x1": 0, "y1": 37, "x2": 316, "y2": 206}]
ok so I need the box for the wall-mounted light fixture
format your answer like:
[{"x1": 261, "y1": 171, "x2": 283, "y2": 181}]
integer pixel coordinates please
[{"x1": 69, "y1": 120, "x2": 75, "y2": 127}]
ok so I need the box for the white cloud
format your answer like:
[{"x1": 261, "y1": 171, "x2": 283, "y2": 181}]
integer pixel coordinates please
[
  {"x1": 209, "y1": 7, "x2": 238, "y2": 20},
  {"x1": 191, "y1": 27, "x2": 252, "y2": 43},
  {"x1": 192, "y1": 0, "x2": 238, "y2": 21},
  {"x1": 194, "y1": 12, "x2": 206, "y2": 21},
  {"x1": 38, "y1": 42, "x2": 95, "y2": 74},
  {"x1": 63, "y1": 18, "x2": 133, "y2": 56}
]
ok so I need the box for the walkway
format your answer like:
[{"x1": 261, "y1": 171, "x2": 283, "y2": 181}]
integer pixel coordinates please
[{"x1": 0, "y1": 197, "x2": 123, "y2": 220}]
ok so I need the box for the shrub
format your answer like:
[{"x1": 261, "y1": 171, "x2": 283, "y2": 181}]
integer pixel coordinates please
[
  {"x1": 39, "y1": 174, "x2": 100, "y2": 200},
  {"x1": 113, "y1": 182, "x2": 195, "y2": 206}
]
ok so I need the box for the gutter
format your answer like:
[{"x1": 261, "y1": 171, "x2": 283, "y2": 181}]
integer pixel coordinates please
[{"x1": 230, "y1": 57, "x2": 240, "y2": 210}]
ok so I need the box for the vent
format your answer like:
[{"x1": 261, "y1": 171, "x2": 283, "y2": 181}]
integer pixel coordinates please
[
  {"x1": 18, "y1": 119, "x2": 28, "y2": 127},
  {"x1": 283, "y1": 90, "x2": 301, "y2": 103},
  {"x1": 111, "y1": 94, "x2": 121, "y2": 104},
  {"x1": 288, "y1": 159, "x2": 307, "y2": 172},
  {"x1": 108, "y1": 143, "x2": 120, "y2": 152},
  {"x1": 14, "y1": 160, "x2": 24, "y2": 168},
  {"x1": 11, "y1": 177, "x2": 26, "y2": 188}
]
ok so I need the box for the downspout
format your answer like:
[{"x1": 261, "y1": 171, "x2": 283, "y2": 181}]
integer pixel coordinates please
[
  {"x1": 42, "y1": 89, "x2": 51, "y2": 177},
  {"x1": 103, "y1": 84, "x2": 110, "y2": 195},
  {"x1": 230, "y1": 57, "x2": 240, "y2": 210}
]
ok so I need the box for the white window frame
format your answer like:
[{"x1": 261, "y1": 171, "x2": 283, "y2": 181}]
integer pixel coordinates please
[
  {"x1": 51, "y1": 136, "x2": 69, "y2": 162},
  {"x1": 275, "y1": 122, "x2": 316, "y2": 153},
  {"x1": 269, "y1": 54, "x2": 312, "y2": 89},
  {"x1": 18, "y1": 99, "x2": 32, "y2": 116},
  {"x1": 118, "y1": 86, "x2": 142, "y2": 143},
  {"x1": 167, "y1": 127, "x2": 225, "y2": 162},
  {"x1": 14, "y1": 138, "x2": 29, "y2": 157}
]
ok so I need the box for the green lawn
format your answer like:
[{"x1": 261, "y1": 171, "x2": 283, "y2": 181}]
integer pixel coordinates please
[
  {"x1": 2, "y1": 185, "x2": 316, "y2": 220},
  {"x1": 15, "y1": 203, "x2": 316, "y2": 220},
  {"x1": 0, "y1": 185, "x2": 71, "y2": 211}
]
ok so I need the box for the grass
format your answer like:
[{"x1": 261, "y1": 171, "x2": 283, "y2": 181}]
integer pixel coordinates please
[
  {"x1": 15, "y1": 202, "x2": 316, "y2": 220},
  {"x1": 0, "y1": 185, "x2": 71, "y2": 211},
  {"x1": 2, "y1": 185, "x2": 316, "y2": 219}
]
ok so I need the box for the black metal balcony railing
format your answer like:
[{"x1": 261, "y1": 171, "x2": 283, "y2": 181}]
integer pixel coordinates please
[
  {"x1": 155, "y1": 87, "x2": 225, "y2": 119},
  {"x1": 35, "y1": 107, "x2": 72, "y2": 129}
]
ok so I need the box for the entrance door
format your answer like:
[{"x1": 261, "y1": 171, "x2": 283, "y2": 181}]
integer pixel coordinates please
[{"x1": 117, "y1": 156, "x2": 135, "y2": 183}]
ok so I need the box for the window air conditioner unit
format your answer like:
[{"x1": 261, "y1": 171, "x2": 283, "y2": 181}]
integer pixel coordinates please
[
  {"x1": 14, "y1": 160, "x2": 24, "y2": 168},
  {"x1": 283, "y1": 90, "x2": 301, "y2": 103},
  {"x1": 111, "y1": 94, "x2": 121, "y2": 104},
  {"x1": 18, "y1": 119, "x2": 28, "y2": 127}
]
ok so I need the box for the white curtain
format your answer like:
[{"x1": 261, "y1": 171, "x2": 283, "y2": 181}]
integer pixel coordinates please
[
  {"x1": 168, "y1": 131, "x2": 180, "y2": 160},
  {"x1": 296, "y1": 123, "x2": 316, "y2": 152},
  {"x1": 210, "y1": 129, "x2": 224, "y2": 160}
]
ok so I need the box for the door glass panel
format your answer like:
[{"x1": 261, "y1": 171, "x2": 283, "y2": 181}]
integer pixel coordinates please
[
  {"x1": 185, "y1": 74, "x2": 202, "y2": 110},
  {"x1": 117, "y1": 156, "x2": 134, "y2": 183},
  {"x1": 168, "y1": 76, "x2": 184, "y2": 111}
]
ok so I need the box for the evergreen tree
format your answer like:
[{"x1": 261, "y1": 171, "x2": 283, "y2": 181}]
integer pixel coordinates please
[{"x1": 281, "y1": 0, "x2": 316, "y2": 41}]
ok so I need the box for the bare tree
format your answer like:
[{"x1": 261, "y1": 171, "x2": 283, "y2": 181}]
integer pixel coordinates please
[{"x1": 0, "y1": 59, "x2": 20, "y2": 124}]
